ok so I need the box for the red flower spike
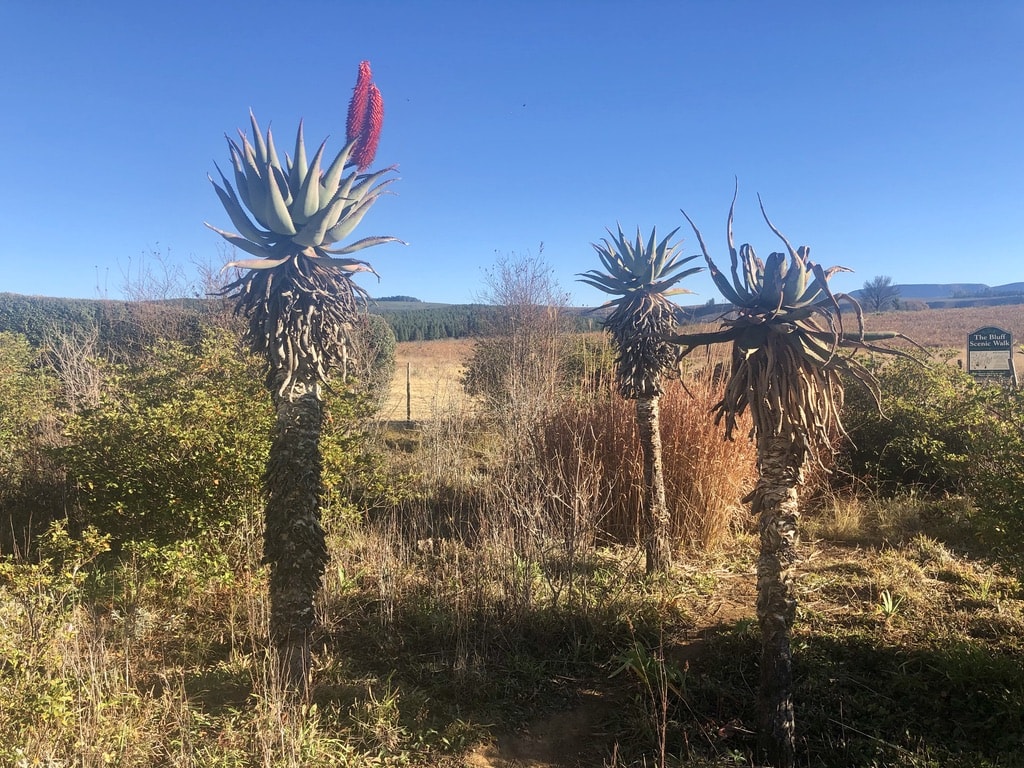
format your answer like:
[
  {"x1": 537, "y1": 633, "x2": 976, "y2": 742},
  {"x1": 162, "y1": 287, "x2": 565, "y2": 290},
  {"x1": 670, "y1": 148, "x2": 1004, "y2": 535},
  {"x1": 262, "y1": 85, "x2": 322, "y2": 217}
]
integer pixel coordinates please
[
  {"x1": 352, "y1": 84, "x2": 383, "y2": 171},
  {"x1": 346, "y1": 61, "x2": 373, "y2": 146}
]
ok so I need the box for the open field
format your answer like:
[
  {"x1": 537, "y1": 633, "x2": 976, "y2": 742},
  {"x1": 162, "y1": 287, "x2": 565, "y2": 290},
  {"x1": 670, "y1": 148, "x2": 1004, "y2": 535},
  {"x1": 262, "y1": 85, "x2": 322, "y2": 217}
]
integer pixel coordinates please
[
  {"x1": 869, "y1": 303, "x2": 1024, "y2": 369},
  {"x1": 869, "y1": 303, "x2": 1024, "y2": 348},
  {"x1": 380, "y1": 337, "x2": 478, "y2": 423},
  {"x1": 381, "y1": 304, "x2": 1024, "y2": 423}
]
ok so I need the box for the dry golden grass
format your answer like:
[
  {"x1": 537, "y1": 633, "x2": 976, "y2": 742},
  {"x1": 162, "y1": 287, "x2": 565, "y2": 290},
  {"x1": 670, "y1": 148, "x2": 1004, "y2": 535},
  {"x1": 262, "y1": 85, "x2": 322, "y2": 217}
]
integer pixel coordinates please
[
  {"x1": 532, "y1": 377, "x2": 758, "y2": 550},
  {"x1": 379, "y1": 338, "x2": 478, "y2": 423},
  {"x1": 868, "y1": 303, "x2": 1024, "y2": 347},
  {"x1": 866, "y1": 303, "x2": 1024, "y2": 371}
]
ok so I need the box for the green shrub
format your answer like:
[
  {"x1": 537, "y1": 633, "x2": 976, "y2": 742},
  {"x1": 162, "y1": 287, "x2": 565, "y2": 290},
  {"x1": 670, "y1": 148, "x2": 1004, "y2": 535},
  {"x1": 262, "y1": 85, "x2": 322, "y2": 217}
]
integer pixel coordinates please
[
  {"x1": 0, "y1": 333, "x2": 57, "y2": 483},
  {"x1": 0, "y1": 332, "x2": 63, "y2": 554},
  {"x1": 840, "y1": 356, "x2": 985, "y2": 494},
  {"x1": 57, "y1": 328, "x2": 273, "y2": 546},
  {"x1": 320, "y1": 388, "x2": 410, "y2": 529},
  {"x1": 840, "y1": 355, "x2": 1024, "y2": 563},
  {"x1": 347, "y1": 313, "x2": 397, "y2": 413},
  {"x1": 55, "y1": 324, "x2": 396, "y2": 547},
  {"x1": 965, "y1": 383, "x2": 1024, "y2": 559}
]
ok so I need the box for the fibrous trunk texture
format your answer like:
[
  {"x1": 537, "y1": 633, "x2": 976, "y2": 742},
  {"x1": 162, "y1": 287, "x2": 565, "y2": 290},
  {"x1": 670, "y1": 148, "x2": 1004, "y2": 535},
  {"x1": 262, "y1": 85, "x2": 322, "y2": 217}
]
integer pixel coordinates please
[
  {"x1": 636, "y1": 395, "x2": 671, "y2": 574},
  {"x1": 264, "y1": 378, "x2": 328, "y2": 694},
  {"x1": 751, "y1": 432, "x2": 804, "y2": 768}
]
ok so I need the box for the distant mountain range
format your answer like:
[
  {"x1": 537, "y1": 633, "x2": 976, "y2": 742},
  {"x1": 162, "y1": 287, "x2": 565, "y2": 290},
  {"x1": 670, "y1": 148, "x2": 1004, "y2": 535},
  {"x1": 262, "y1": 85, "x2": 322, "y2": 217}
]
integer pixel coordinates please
[{"x1": 851, "y1": 282, "x2": 1024, "y2": 300}]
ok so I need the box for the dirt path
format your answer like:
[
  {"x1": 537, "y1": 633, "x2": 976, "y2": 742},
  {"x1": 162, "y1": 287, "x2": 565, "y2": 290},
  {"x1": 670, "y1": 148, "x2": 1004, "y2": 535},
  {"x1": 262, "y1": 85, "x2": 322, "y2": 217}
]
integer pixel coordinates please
[
  {"x1": 461, "y1": 691, "x2": 616, "y2": 768},
  {"x1": 459, "y1": 569, "x2": 758, "y2": 768}
]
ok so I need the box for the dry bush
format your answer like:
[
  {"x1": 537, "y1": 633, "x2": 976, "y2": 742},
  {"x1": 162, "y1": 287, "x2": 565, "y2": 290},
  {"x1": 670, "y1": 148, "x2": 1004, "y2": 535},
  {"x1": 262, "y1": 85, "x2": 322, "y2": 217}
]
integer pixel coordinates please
[
  {"x1": 463, "y1": 249, "x2": 574, "y2": 440},
  {"x1": 43, "y1": 324, "x2": 104, "y2": 413},
  {"x1": 534, "y1": 372, "x2": 758, "y2": 551},
  {"x1": 384, "y1": 331, "x2": 758, "y2": 561}
]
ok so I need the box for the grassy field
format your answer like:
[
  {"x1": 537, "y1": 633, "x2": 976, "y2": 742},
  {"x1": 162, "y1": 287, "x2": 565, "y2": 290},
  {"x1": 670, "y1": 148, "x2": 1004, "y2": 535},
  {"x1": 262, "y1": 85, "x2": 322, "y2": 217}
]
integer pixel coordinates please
[{"x1": 867, "y1": 303, "x2": 1024, "y2": 349}]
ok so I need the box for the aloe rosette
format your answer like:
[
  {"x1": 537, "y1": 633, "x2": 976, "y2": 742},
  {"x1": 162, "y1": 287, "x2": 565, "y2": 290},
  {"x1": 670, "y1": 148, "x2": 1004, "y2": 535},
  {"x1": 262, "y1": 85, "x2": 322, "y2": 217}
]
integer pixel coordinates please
[
  {"x1": 206, "y1": 60, "x2": 402, "y2": 394},
  {"x1": 579, "y1": 226, "x2": 701, "y2": 399},
  {"x1": 671, "y1": 182, "x2": 916, "y2": 453}
]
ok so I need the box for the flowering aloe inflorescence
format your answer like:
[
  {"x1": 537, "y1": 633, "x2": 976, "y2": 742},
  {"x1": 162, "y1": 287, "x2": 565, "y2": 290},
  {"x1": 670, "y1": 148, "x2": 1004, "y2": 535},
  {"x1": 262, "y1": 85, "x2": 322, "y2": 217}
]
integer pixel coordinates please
[{"x1": 346, "y1": 60, "x2": 384, "y2": 172}]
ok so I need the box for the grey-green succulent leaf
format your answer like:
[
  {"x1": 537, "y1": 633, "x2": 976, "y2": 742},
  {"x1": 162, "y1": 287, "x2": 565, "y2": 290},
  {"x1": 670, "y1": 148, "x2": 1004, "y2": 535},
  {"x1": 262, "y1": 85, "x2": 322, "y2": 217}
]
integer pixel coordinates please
[
  {"x1": 207, "y1": 169, "x2": 274, "y2": 245},
  {"x1": 312, "y1": 255, "x2": 380, "y2": 275},
  {"x1": 320, "y1": 139, "x2": 358, "y2": 203},
  {"x1": 322, "y1": 235, "x2": 407, "y2": 255},
  {"x1": 222, "y1": 255, "x2": 292, "y2": 271},
  {"x1": 204, "y1": 223, "x2": 278, "y2": 259}
]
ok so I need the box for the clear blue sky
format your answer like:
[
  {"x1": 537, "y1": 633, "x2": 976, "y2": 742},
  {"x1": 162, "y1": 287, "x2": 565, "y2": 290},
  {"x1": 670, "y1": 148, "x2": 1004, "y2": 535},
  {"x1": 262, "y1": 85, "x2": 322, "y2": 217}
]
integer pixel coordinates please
[{"x1": 2, "y1": 1, "x2": 1021, "y2": 306}]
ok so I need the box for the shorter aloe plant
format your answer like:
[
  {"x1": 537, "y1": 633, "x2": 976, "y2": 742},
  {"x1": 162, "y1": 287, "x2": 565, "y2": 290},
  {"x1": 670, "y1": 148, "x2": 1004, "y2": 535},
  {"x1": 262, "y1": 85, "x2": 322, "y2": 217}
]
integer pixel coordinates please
[{"x1": 579, "y1": 226, "x2": 701, "y2": 573}]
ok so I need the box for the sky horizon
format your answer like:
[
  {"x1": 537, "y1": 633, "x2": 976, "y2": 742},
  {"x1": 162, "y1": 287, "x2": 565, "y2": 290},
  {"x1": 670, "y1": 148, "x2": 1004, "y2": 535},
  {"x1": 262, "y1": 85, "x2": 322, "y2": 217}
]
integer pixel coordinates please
[{"x1": 2, "y1": 1, "x2": 1022, "y2": 307}]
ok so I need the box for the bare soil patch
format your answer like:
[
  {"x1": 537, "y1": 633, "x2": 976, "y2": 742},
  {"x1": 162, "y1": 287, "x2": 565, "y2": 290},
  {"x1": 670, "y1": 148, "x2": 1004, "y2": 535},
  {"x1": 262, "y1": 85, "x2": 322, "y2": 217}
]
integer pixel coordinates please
[{"x1": 461, "y1": 692, "x2": 616, "y2": 768}]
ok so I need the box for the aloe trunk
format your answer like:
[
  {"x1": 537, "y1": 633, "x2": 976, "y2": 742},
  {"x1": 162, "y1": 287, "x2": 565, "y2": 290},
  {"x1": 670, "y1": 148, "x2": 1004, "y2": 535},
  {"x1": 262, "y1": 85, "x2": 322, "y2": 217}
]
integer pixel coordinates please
[
  {"x1": 264, "y1": 377, "x2": 328, "y2": 692},
  {"x1": 752, "y1": 433, "x2": 804, "y2": 768},
  {"x1": 637, "y1": 395, "x2": 671, "y2": 574}
]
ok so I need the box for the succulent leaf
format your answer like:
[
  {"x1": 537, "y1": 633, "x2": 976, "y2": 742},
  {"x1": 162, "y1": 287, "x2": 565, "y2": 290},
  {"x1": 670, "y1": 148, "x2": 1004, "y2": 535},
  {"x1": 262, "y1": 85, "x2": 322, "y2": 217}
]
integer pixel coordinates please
[
  {"x1": 226, "y1": 138, "x2": 254, "y2": 212},
  {"x1": 294, "y1": 139, "x2": 327, "y2": 223},
  {"x1": 248, "y1": 110, "x2": 268, "y2": 167},
  {"x1": 222, "y1": 255, "x2": 291, "y2": 271},
  {"x1": 289, "y1": 120, "x2": 308, "y2": 194},
  {"x1": 323, "y1": 176, "x2": 398, "y2": 244},
  {"x1": 292, "y1": 192, "x2": 351, "y2": 248},
  {"x1": 204, "y1": 223, "x2": 277, "y2": 259},
  {"x1": 208, "y1": 167, "x2": 272, "y2": 245},
  {"x1": 322, "y1": 235, "x2": 405, "y2": 255},
  {"x1": 320, "y1": 139, "x2": 357, "y2": 203}
]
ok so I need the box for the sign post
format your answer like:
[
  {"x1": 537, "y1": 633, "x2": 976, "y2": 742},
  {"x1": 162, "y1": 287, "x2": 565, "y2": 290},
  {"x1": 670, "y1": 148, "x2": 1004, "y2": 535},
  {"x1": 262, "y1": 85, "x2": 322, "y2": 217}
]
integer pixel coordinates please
[{"x1": 967, "y1": 326, "x2": 1017, "y2": 386}]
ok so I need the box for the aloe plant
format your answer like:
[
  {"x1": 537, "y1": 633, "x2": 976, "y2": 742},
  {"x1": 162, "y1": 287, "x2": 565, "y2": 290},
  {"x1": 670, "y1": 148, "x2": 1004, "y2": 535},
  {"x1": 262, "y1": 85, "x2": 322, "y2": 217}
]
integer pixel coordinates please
[
  {"x1": 671, "y1": 183, "x2": 914, "y2": 766},
  {"x1": 579, "y1": 226, "x2": 701, "y2": 573},
  {"x1": 206, "y1": 60, "x2": 401, "y2": 693}
]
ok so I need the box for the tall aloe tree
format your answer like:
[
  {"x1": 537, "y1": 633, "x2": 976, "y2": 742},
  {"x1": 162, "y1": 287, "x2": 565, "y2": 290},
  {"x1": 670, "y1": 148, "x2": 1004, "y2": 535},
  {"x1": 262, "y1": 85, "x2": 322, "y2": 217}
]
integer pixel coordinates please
[
  {"x1": 671, "y1": 186, "x2": 912, "y2": 766},
  {"x1": 205, "y1": 61, "x2": 401, "y2": 692},
  {"x1": 579, "y1": 227, "x2": 701, "y2": 574}
]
